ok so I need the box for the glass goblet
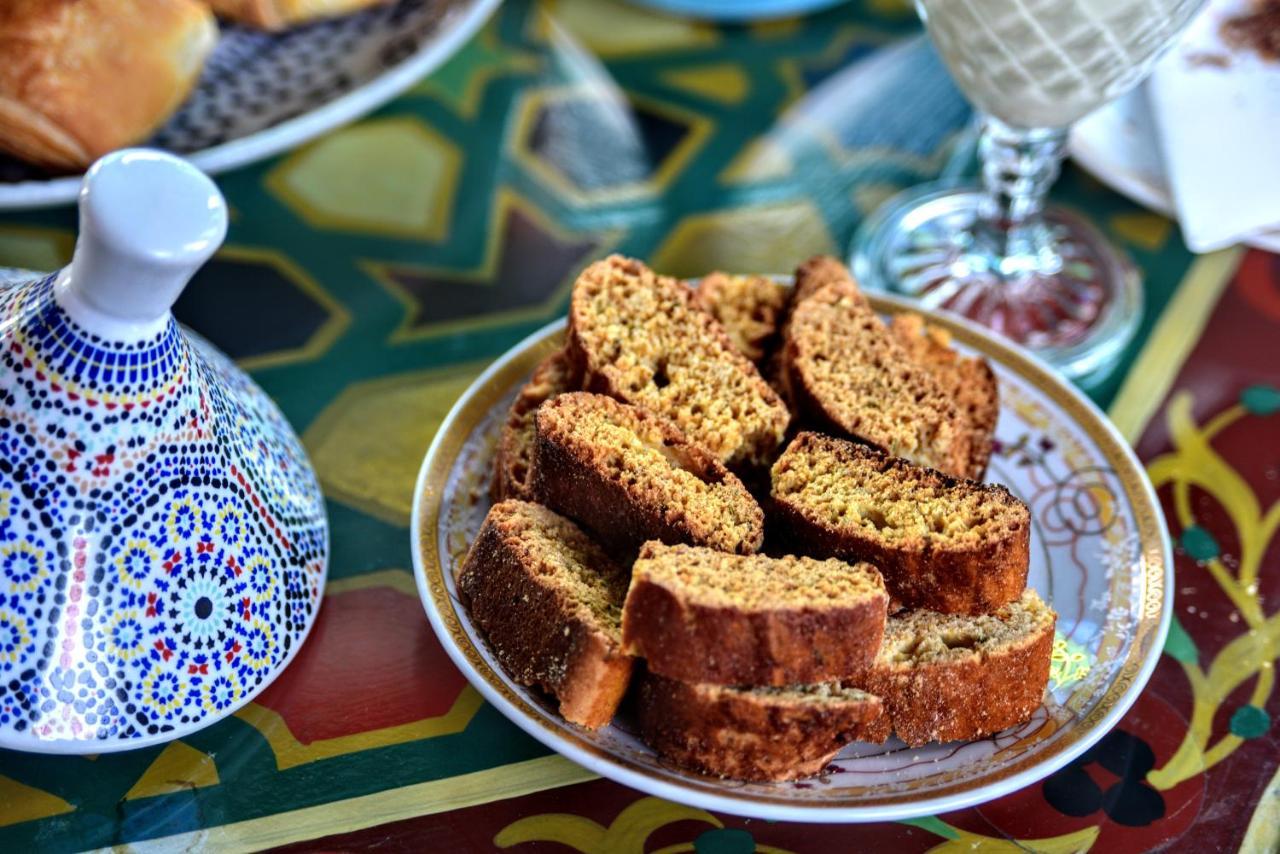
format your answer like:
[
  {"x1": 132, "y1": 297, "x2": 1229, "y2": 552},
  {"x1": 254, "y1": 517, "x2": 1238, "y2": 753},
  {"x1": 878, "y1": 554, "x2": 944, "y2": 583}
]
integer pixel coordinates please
[{"x1": 852, "y1": 0, "x2": 1207, "y2": 381}]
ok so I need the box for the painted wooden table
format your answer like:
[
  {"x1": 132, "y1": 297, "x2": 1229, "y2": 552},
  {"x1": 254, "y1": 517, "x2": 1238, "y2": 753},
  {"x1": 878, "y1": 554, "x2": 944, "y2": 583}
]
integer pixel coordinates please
[{"x1": 0, "y1": 1, "x2": 1276, "y2": 850}]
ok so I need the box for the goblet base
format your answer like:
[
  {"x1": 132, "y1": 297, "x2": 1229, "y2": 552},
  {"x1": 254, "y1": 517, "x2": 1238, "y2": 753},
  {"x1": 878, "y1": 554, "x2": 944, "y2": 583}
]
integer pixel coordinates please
[{"x1": 852, "y1": 183, "x2": 1141, "y2": 382}]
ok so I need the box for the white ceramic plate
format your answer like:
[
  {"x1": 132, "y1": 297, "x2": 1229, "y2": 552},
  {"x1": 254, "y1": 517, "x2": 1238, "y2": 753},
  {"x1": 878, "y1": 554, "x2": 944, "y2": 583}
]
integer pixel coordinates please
[
  {"x1": 0, "y1": 0, "x2": 499, "y2": 210},
  {"x1": 1070, "y1": 86, "x2": 1280, "y2": 254},
  {"x1": 411, "y1": 293, "x2": 1172, "y2": 822}
]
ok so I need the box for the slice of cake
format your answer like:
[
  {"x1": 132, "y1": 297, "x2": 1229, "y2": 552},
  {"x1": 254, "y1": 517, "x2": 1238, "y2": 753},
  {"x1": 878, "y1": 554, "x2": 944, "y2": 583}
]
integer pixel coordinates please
[
  {"x1": 693, "y1": 272, "x2": 790, "y2": 364},
  {"x1": 790, "y1": 254, "x2": 864, "y2": 312},
  {"x1": 782, "y1": 270, "x2": 969, "y2": 477},
  {"x1": 567, "y1": 255, "x2": 790, "y2": 468},
  {"x1": 491, "y1": 348, "x2": 580, "y2": 502},
  {"x1": 622, "y1": 541, "x2": 887, "y2": 686},
  {"x1": 891, "y1": 313, "x2": 999, "y2": 481},
  {"x1": 771, "y1": 433, "x2": 1030, "y2": 615},
  {"x1": 854, "y1": 590, "x2": 1056, "y2": 746},
  {"x1": 458, "y1": 500, "x2": 632, "y2": 729},
  {"x1": 636, "y1": 671, "x2": 888, "y2": 781},
  {"x1": 531, "y1": 393, "x2": 764, "y2": 555}
]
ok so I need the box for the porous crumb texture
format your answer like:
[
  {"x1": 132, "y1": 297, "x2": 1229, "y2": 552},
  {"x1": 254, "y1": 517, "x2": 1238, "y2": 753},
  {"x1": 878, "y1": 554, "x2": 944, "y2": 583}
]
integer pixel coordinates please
[
  {"x1": 623, "y1": 541, "x2": 888, "y2": 686},
  {"x1": 630, "y1": 540, "x2": 884, "y2": 611},
  {"x1": 890, "y1": 313, "x2": 999, "y2": 481},
  {"x1": 877, "y1": 589, "x2": 1055, "y2": 667},
  {"x1": 784, "y1": 273, "x2": 969, "y2": 477},
  {"x1": 791, "y1": 255, "x2": 863, "y2": 310},
  {"x1": 479, "y1": 500, "x2": 628, "y2": 627},
  {"x1": 770, "y1": 433, "x2": 1030, "y2": 614},
  {"x1": 636, "y1": 671, "x2": 888, "y2": 781},
  {"x1": 854, "y1": 589, "x2": 1057, "y2": 746},
  {"x1": 694, "y1": 272, "x2": 790, "y2": 364},
  {"x1": 491, "y1": 348, "x2": 580, "y2": 502},
  {"x1": 532, "y1": 393, "x2": 763, "y2": 555},
  {"x1": 568, "y1": 255, "x2": 790, "y2": 468},
  {"x1": 457, "y1": 500, "x2": 632, "y2": 729},
  {"x1": 772, "y1": 432, "x2": 1022, "y2": 546},
  {"x1": 709, "y1": 681, "x2": 881, "y2": 706}
]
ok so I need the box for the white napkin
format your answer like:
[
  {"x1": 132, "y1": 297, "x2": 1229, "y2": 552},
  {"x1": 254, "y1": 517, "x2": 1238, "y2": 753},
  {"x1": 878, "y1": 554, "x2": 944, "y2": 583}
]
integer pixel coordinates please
[{"x1": 1147, "y1": 0, "x2": 1280, "y2": 252}]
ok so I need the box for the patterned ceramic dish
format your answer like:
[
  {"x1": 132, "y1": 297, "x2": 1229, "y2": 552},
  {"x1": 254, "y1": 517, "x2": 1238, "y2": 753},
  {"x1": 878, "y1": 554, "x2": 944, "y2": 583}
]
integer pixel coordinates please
[
  {"x1": 411, "y1": 297, "x2": 1172, "y2": 821},
  {"x1": 0, "y1": 0, "x2": 500, "y2": 210},
  {"x1": 0, "y1": 151, "x2": 328, "y2": 753}
]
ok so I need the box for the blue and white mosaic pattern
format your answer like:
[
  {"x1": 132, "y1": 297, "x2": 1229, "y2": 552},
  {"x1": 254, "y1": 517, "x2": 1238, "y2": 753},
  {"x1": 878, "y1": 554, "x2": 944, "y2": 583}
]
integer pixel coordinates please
[{"x1": 0, "y1": 275, "x2": 326, "y2": 745}]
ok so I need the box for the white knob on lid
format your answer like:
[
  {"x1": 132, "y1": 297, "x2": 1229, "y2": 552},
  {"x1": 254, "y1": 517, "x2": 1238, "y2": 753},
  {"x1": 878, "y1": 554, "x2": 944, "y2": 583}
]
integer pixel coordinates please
[{"x1": 55, "y1": 149, "x2": 228, "y2": 339}]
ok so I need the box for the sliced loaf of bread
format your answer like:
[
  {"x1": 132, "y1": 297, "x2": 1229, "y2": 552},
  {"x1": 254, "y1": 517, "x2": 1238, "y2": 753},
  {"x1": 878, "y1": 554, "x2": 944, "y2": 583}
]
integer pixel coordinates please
[
  {"x1": 853, "y1": 589, "x2": 1056, "y2": 746},
  {"x1": 771, "y1": 432, "x2": 1030, "y2": 614},
  {"x1": 568, "y1": 256, "x2": 790, "y2": 468},
  {"x1": 637, "y1": 671, "x2": 888, "y2": 781},
  {"x1": 693, "y1": 272, "x2": 790, "y2": 364},
  {"x1": 622, "y1": 541, "x2": 887, "y2": 686},
  {"x1": 457, "y1": 500, "x2": 631, "y2": 729},
  {"x1": 890, "y1": 313, "x2": 999, "y2": 481},
  {"x1": 491, "y1": 348, "x2": 580, "y2": 502},
  {"x1": 531, "y1": 392, "x2": 764, "y2": 555},
  {"x1": 782, "y1": 270, "x2": 969, "y2": 477},
  {"x1": 790, "y1": 254, "x2": 863, "y2": 311}
]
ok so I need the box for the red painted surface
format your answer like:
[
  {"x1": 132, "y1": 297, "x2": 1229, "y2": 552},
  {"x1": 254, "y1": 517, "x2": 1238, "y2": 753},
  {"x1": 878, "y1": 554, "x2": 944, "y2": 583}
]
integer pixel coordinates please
[{"x1": 253, "y1": 584, "x2": 469, "y2": 743}]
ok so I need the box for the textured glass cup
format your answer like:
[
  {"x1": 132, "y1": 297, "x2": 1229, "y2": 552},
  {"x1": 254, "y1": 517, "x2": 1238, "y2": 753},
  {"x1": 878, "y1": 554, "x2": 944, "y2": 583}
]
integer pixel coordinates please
[{"x1": 853, "y1": 0, "x2": 1206, "y2": 380}]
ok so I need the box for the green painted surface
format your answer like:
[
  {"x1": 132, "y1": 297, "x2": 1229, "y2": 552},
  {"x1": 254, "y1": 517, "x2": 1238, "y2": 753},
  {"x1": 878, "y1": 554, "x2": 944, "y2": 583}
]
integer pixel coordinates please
[{"x1": 0, "y1": 0, "x2": 1197, "y2": 848}]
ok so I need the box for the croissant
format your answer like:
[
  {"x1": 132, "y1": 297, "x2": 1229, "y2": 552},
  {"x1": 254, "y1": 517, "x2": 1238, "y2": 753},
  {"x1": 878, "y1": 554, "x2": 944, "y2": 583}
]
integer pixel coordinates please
[{"x1": 0, "y1": 0, "x2": 217, "y2": 171}]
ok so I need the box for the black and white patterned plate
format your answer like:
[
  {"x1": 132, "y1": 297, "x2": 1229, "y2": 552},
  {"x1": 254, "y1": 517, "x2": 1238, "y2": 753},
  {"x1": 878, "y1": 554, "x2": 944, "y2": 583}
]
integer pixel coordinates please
[{"x1": 0, "y1": 0, "x2": 499, "y2": 210}]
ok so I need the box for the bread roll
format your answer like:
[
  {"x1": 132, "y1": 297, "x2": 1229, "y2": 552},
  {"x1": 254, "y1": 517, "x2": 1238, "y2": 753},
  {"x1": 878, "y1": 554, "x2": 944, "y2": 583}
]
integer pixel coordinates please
[{"x1": 0, "y1": 0, "x2": 217, "y2": 170}]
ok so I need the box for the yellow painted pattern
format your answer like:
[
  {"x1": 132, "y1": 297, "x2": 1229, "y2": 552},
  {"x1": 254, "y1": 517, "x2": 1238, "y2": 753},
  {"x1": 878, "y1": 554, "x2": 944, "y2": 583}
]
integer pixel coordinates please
[
  {"x1": 496, "y1": 797, "x2": 794, "y2": 854},
  {"x1": 659, "y1": 65, "x2": 751, "y2": 104},
  {"x1": 0, "y1": 776, "x2": 74, "y2": 827},
  {"x1": 510, "y1": 85, "x2": 714, "y2": 204},
  {"x1": 120, "y1": 755, "x2": 596, "y2": 853},
  {"x1": 926, "y1": 825, "x2": 1100, "y2": 853},
  {"x1": 0, "y1": 226, "x2": 74, "y2": 272},
  {"x1": 237, "y1": 684, "x2": 484, "y2": 772},
  {"x1": 267, "y1": 117, "x2": 462, "y2": 242},
  {"x1": 651, "y1": 199, "x2": 835, "y2": 277},
  {"x1": 533, "y1": 0, "x2": 718, "y2": 57},
  {"x1": 303, "y1": 363, "x2": 485, "y2": 526},
  {"x1": 719, "y1": 136, "x2": 794, "y2": 184},
  {"x1": 410, "y1": 25, "x2": 540, "y2": 118},
  {"x1": 365, "y1": 190, "x2": 619, "y2": 342},
  {"x1": 125, "y1": 742, "x2": 220, "y2": 800},
  {"x1": 1241, "y1": 764, "x2": 1280, "y2": 854},
  {"x1": 233, "y1": 568, "x2": 486, "y2": 770},
  {"x1": 1109, "y1": 212, "x2": 1173, "y2": 251},
  {"x1": 1108, "y1": 248, "x2": 1242, "y2": 442},
  {"x1": 1146, "y1": 393, "x2": 1280, "y2": 791}
]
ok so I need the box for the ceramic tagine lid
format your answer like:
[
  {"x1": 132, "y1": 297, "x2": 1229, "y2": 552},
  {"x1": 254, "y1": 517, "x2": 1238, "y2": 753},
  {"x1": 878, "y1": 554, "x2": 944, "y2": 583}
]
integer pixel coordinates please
[{"x1": 0, "y1": 150, "x2": 328, "y2": 752}]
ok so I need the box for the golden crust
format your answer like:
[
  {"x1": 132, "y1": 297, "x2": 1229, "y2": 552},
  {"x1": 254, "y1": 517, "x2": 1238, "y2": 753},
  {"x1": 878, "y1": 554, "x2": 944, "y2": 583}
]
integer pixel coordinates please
[
  {"x1": 784, "y1": 279, "x2": 971, "y2": 478},
  {"x1": 0, "y1": 0, "x2": 217, "y2": 170},
  {"x1": 693, "y1": 272, "x2": 790, "y2": 364},
  {"x1": 853, "y1": 591, "x2": 1056, "y2": 746},
  {"x1": 457, "y1": 501, "x2": 632, "y2": 730},
  {"x1": 770, "y1": 433, "x2": 1030, "y2": 615},
  {"x1": 890, "y1": 313, "x2": 1000, "y2": 481},
  {"x1": 205, "y1": 0, "x2": 391, "y2": 29},
  {"x1": 531, "y1": 393, "x2": 764, "y2": 555},
  {"x1": 622, "y1": 542, "x2": 888, "y2": 686},
  {"x1": 491, "y1": 348, "x2": 581, "y2": 503},
  {"x1": 636, "y1": 671, "x2": 888, "y2": 781},
  {"x1": 567, "y1": 255, "x2": 790, "y2": 469}
]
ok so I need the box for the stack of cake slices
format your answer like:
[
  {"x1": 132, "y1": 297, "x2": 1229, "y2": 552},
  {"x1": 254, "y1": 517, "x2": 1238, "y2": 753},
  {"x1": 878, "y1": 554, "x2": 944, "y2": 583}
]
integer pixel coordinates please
[{"x1": 459, "y1": 254, "x2": 1056, "y2": 782}]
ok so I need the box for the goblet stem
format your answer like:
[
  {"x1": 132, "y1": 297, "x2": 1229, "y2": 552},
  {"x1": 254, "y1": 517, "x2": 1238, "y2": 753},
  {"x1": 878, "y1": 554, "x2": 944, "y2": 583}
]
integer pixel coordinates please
[{"x1": 976, "y1": 115, "x2": 1068, "y2": 270}]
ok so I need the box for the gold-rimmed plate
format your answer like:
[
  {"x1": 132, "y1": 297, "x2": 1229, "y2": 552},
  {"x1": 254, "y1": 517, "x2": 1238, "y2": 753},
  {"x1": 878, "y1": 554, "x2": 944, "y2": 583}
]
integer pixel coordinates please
[{"x1": 410, "y1": 290, "x2": 1172, "y2": 822}]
